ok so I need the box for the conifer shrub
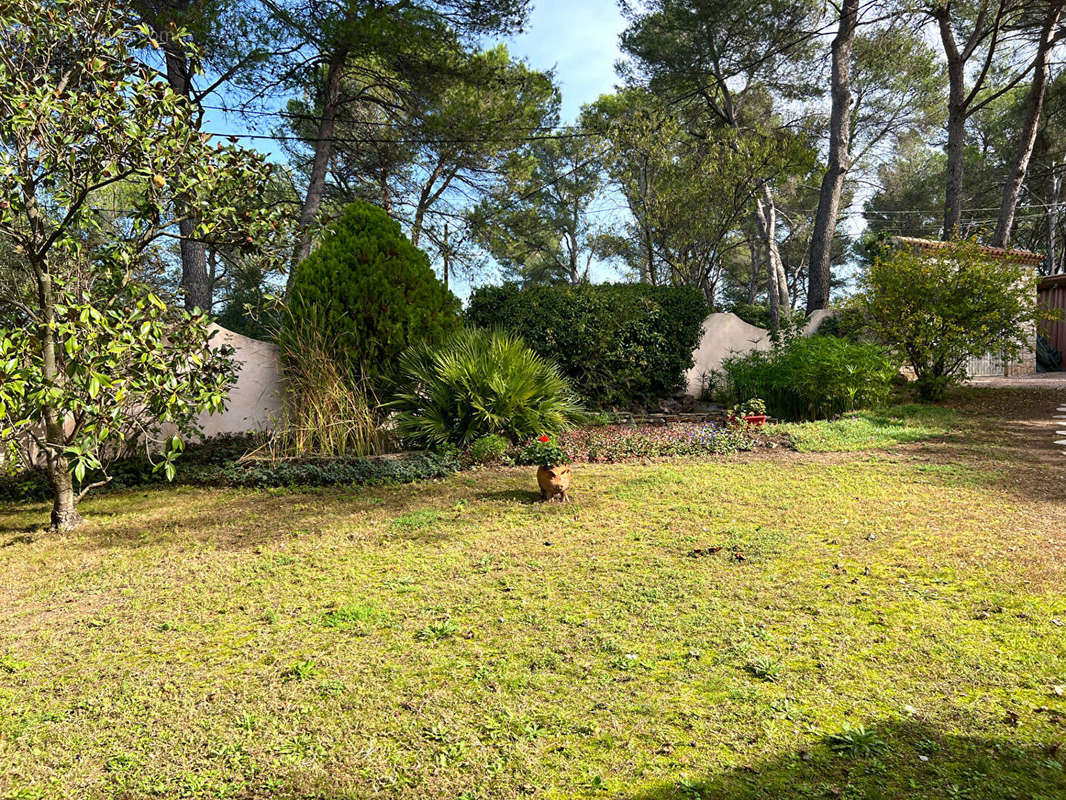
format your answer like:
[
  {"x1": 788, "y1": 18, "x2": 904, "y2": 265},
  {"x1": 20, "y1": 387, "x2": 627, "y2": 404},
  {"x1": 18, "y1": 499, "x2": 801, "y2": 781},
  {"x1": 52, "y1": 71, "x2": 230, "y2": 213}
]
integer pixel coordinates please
[{"x1": 284, "y1": 201, "x2": 461, "y2": 388}]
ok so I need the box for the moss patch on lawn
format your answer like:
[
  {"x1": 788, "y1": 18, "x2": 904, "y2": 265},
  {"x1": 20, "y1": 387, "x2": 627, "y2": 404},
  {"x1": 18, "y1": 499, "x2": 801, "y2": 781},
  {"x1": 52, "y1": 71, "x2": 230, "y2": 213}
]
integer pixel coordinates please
[
  {"x1": 1, "y1": 390, "x2": 1064, "y2": 799},
  {"x1": 774, "y1": 403, "x2": 963, "y2": 452}
]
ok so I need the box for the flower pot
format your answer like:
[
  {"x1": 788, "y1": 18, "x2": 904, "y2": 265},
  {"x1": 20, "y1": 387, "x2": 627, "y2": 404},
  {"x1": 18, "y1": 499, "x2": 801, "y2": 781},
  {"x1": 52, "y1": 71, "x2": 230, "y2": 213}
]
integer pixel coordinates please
[
  {"x1": 537, "y1": 464, "x2": 571, "y2": 503},
  {"x1": 742, "y1": 414, "x2": 767, "y2": 427}
]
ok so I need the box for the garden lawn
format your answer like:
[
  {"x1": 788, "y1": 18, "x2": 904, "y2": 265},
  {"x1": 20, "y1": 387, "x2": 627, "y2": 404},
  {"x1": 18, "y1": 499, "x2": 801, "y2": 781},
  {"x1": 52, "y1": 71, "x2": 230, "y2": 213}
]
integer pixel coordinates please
[
  {"x1": 1, "y1": 388, "x2": 1065, "y2": 800},
  {"x1": 773, "y1": 403, "x2": 964, "y2": 452}
]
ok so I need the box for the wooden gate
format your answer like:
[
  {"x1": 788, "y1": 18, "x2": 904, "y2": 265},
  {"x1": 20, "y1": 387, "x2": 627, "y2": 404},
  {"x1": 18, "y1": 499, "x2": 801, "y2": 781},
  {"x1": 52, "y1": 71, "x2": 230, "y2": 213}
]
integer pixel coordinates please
[{"x1": 965, "y1": 351, "x2": 1006, "y2": 377}]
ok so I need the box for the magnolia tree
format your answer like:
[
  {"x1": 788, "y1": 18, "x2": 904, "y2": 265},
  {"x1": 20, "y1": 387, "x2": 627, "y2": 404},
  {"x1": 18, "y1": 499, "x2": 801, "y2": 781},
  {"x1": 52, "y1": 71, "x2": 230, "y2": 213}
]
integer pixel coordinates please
[
  {"x1": 0, "y1": 0, "x2": 283, "y2": 530},
  {"x1": 854, "y1": 237, "x2": 1044, "y2": 401}
]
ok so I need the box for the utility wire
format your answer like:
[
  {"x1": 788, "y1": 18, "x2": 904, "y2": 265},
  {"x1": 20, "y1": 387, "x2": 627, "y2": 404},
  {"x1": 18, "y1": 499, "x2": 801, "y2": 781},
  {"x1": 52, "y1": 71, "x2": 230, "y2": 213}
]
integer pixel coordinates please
[
  {"x1": 201, "y1": 103, "x2": 589, "y2": 133},
  {"x1": 202, "y1": 128, "x2": 599, "y2": 146}
]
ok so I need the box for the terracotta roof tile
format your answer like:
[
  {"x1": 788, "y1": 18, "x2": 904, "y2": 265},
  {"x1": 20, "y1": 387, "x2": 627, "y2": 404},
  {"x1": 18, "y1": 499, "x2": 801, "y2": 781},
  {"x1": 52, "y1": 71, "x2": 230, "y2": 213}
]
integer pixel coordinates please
[{"x1": 892, "y1": 236, "x2": 1045, "y2": 266}]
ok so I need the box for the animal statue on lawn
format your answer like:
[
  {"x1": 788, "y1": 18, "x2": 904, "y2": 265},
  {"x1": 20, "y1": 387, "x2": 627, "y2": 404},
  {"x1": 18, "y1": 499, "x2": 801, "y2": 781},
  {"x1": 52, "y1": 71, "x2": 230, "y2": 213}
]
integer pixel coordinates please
[{"x1": 536, "y1": 464, "x2": 571, "y2": 503}]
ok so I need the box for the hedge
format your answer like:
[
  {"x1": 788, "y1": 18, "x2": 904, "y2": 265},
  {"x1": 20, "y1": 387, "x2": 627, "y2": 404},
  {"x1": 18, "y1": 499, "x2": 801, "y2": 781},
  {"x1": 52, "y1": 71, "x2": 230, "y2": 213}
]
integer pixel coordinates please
[{"x1": 464, "y1": 283, "x2": 708, "y2": 408}]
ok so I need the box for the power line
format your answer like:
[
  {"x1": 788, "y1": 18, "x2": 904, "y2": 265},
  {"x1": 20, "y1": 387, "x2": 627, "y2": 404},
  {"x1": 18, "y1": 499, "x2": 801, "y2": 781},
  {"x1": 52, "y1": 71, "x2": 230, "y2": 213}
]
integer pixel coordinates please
[
  {"x1": 202, "y1": 128, "x2": 599, "y2": 146},
  {"x1": 201, "y1": 103, "x2": 589, "y2": 134},
  {"x1": 859, "y1": 201, "x2": 1065, "y2": 215}
]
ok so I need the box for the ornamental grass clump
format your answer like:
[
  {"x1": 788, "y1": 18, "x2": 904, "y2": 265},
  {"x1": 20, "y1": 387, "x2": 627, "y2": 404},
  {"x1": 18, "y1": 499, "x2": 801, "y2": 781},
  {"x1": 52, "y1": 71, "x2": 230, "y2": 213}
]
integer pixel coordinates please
[
  {"x1": 388, "y1": 328, "x2": 585, "y2": 449},
  {"x1": 266, "y1": 321, "x2": 388, "y2": 460},
  {"x1": 722, "y1": 336, "x2": 898, "y2": 421}
]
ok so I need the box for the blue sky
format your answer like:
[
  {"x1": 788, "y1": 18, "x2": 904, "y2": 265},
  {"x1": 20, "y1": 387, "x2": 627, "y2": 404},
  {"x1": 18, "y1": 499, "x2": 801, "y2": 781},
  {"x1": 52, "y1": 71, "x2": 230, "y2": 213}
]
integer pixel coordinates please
[
  {"x1": 485, "y1": 0, "x2": 630, "y2": 291},
  {"x1": 204, "y1": 0, "x2": 631, "y2": 296},
  {"x1": 500, "y1": 0, "x2": 626, "y2": 123}
]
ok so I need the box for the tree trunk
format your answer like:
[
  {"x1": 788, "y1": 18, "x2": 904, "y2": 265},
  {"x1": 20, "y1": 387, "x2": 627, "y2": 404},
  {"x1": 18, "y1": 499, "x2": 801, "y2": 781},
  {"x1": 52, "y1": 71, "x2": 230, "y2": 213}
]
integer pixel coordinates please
[
  {"x1": 178, "y1": 216, "x2": 211, "y2": 310},
  {"x1": 441, "y1": 221, "x2": 451, "y2": 288},
  {"x1": 161, "y1": 35, "x2": 212, "y2": 311},
  {"x1": 412, "y1": 163, "x2": 448, "y2": 248},
  {"x1": 638, "y1": 157, "x2": 657, "y2": 285},
  {"x1": 35, "y1": 271, "x2": 83, "y2": 531},
  {"x1": 938, "y1": 10, "x2": 968, "y2": 240},
  {"x1": 746, "y1": 241, "x2": 760, "y2": 305},
  {"x1": 764, "y1": 187, "x2": 789, "y2": 311},
  {"x1": 292, "y1": 47, "x2": 349, "y2": 274},
  {"x1": 754, "y1": 187, "x2": 787, "y2": 332},
  {"x1": 937, "y1": 2, "x2": 1011, "y2": 240},
  {"x1": 568, "y1": 232, "x2": 581, "y2": 285},
  {"x1": 1050, "y1": 162, "x2": 1062, "y2": 273},
  {"x1": 48, "y1": 463, "x2": 82, "y2": 532},
  {"x1": 807, "y1": 0, "x2": 858, "y2": 313},
  {"x1": 943, "y1": 78, "x2": 967, "y2": 239},
  {"x1": 993, "y1": 2, "x2": 1062, "y2": 248}
]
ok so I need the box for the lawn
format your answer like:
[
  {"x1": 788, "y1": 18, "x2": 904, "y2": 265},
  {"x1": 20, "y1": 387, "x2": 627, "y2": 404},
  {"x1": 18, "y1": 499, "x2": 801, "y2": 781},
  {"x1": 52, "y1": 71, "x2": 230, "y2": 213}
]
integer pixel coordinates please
[
  {"x1": 1, "y1": 388, "x2": 1065, "y2": 799},
  {"x1": 772, "y1": 403, "x2": 964, "y2": 452}
]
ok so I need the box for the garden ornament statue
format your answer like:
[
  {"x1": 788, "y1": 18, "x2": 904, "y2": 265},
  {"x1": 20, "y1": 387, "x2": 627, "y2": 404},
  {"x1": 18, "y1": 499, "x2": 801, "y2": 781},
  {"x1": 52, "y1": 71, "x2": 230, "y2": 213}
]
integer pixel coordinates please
[
  {"x1": 528, "y1": 435, "x2": 572, "y2": 502},
  {"x1": 537, "y1": 463, "x2": 572, "y2": 503}
]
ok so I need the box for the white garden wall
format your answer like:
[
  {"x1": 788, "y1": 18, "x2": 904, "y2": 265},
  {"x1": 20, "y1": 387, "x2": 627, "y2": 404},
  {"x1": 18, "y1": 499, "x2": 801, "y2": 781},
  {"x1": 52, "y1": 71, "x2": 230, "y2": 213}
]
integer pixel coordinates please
[
  {"x1": 197, "y1": 324, "x2": 284, "y2": 437},
  {"x1": 682, "y1": 311, "x2": 837, "y2": 397}
]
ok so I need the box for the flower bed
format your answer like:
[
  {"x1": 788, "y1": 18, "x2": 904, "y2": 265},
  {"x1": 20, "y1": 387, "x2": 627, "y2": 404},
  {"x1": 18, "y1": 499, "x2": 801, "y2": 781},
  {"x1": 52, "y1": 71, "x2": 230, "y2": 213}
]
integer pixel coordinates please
[{"x1": 556, "y1": 422, "x2": 757, "y2": 463}]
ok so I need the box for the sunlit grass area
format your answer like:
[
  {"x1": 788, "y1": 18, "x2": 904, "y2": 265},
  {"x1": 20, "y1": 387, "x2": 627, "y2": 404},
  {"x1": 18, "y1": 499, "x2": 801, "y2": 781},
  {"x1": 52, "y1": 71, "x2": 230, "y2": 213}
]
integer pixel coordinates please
[
  {"x1": 773, "y1": 403, "x2": 964, "y2": 452},
  {"x1": 1, "y1": 390, "x2": 1064, "y2": 799}
]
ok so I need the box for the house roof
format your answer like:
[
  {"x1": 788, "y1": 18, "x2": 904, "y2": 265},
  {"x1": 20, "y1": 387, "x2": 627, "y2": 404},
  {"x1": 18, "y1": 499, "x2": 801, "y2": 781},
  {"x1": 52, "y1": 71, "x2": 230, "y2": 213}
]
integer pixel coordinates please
[
  {"x1": 1038, "y1": 272, "x2": 1066, "y2": 291},
  {"x1": 892, "y1": 236, "x2": 1046, "y2": 267}
]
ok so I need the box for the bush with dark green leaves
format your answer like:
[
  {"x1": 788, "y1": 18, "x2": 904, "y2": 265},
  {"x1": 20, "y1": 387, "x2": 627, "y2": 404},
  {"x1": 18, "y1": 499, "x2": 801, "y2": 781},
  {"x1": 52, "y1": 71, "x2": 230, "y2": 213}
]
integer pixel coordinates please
[
  {"x1": 284, "y1": 201, "x2": 461, "y2": 386},
  {"x1": 465, "y1": 283, "x2": 708, "y2": 408},
  {"x1": 388, "y1": 328, "x2": 585, "y2": 448},
  {"x1": 722, "y1": 336, "x2": 899, "y2": 421},
  {"x1": 0, "y1": 436, "x2": 459, "y2": 503}
]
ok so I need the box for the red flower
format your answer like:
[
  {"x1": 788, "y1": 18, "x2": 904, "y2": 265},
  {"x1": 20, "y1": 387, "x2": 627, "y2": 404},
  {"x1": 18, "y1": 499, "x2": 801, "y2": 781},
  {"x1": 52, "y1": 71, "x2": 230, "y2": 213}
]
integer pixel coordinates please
[{"x1": 538, "y1": 435, "x2": 551, "y2": 443}]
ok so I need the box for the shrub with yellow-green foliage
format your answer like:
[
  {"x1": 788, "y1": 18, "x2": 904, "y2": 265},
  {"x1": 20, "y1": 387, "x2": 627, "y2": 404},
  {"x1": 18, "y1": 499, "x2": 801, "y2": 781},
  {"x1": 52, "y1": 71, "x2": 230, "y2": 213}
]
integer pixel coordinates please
[{"x1": 853, "y1": 237, "x2": 1043, "y2": 400}]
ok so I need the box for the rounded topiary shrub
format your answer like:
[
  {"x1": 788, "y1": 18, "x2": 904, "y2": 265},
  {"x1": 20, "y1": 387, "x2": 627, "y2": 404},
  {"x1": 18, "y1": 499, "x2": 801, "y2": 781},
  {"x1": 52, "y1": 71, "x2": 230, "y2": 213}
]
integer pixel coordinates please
[{"x1": 284, "y1": 201, "x2": 461, "y2": 387}]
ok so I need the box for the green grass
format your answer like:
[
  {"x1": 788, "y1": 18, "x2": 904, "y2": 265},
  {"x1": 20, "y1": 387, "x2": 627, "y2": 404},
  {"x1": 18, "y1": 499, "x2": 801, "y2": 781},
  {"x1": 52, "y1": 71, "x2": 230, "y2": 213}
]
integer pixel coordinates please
[
  {"x1": 773, "y1": 403, "x2": 963, "y2": 452},
  {"x1": 1, "y1": 390, "x2": 1064, "y2": 799}
]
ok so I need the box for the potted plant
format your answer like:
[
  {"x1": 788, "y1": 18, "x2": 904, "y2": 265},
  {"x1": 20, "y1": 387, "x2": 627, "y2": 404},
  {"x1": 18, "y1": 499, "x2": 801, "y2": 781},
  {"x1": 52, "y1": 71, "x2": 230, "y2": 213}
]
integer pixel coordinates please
[
  {"x1": 522, "y1": 434, "x2": 572, "y2": 502},
  {"x1": 729, "y1": 398, "x2": 768, "y2": 427}
]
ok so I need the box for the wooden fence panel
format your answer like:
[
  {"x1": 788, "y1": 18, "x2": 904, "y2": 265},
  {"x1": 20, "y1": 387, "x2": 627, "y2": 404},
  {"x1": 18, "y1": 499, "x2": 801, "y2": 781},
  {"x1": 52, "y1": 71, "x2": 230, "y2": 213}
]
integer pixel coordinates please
[{"x1": 1040, "y1": 279, "x2": 1066, "y2": 356}]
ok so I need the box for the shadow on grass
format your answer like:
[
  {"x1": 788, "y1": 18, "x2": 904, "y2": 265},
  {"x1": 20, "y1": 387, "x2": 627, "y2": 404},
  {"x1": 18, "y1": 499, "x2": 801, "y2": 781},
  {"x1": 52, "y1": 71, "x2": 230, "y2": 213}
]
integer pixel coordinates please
[
  {"x1": 625, "y1": 719, "x2": 1066, "y2": 800},
  {"x1": 475, "y1": 488, "x2": 542, "y2": 504},
  {"x1": 0, "y1": 483, "x2": 417, "y2": 552},
  {"x1": 888, "y1": 386, "x2": 1066, "y2": 505}
]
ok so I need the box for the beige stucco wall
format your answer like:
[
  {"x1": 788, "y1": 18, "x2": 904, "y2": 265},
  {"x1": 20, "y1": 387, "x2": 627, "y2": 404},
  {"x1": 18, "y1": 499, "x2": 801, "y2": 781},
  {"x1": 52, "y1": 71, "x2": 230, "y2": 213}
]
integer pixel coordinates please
[
  {"x1": 5, "y1": 326, "x2": 282, "y2": 470},
  {"x1": 683, "y1": 313, "x2": 772, "y2": 397},
  {"x1": 196, "y1": 324, "x2": 284, "y2": 437},
  {"x1": 683, "y1": 310, "x2": 839, "y2": 397}
]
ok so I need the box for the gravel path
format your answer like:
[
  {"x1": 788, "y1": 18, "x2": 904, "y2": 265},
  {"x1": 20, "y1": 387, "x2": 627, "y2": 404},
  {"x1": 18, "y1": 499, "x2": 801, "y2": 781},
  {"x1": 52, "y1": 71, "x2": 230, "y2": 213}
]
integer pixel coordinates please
[{"x1": 967, "y1": 373, "x2": 1066, "y2": 388}]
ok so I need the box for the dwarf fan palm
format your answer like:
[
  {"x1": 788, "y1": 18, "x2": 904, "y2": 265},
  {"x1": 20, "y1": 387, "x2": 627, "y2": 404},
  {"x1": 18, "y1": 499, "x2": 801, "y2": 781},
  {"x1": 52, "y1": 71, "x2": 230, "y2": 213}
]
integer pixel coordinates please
[{"x1": 388, "y1": 328, "x2": 584, "y2": 448}]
